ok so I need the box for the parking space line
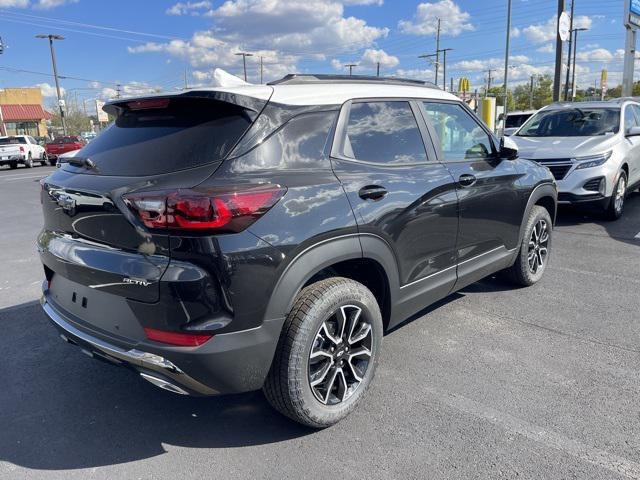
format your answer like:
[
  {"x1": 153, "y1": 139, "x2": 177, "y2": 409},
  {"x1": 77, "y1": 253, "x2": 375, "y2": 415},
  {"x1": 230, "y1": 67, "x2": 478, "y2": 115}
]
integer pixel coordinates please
[
  {"x1": 1, "y1": 174, "x2": 47, "y2": 182},
  {"x1": 425, "y1": 386, "x2": 640, "y2": 479}
]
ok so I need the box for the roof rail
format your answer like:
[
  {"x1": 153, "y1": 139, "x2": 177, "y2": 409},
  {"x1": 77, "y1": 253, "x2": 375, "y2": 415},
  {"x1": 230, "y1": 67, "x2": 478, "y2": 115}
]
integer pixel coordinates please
[{"x1": 268, "y1": 73, "x2": 440, "y2": 89}]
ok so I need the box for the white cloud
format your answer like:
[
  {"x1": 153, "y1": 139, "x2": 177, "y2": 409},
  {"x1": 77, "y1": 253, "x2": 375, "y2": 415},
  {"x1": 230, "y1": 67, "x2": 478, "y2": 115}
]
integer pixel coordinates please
[
  {"x1": 207, "y1": 0, "x2": 388, "y2": 54},
  {"x1": 0, "y1": 0, "x2": 29, "y2": 6},
  {"x1": 34, "y1": 0, "x2": 78, "y2": 8},
  {"x1": 360, "y1": 48, "x2": 399, "y2": 69},
  {"x1": 0, "y1": 0, "x2": 75, "y2": 6},
  {"x1": 399, "y1": 0, "x2": 474, "y2": 37},
  {"x1": 166, "y1": 1, "x2": 212, "y2": 16},
  {"x1": 100, "y1": 81, "x2": 161, "y2": 100},
  {"x1": 537, "y1": 44, "x2": 554, "y2": 53},
  {"x1": 133, "y1": 0, "x2": 388, "y2": 82},
  {"x1": 33, "y1": 82, "x2": 64, "y2": 98},
  {"x1": 343, "y1": 0, "x2": 383, "y2": 4},
  {"x1": 394, "y1": 68, "x2": 435, "y2": 83},
  {"x1": 523, "y1": 15, "x2": 593, "y2": 44},
  {"x1": 576, "y1": 48, "x2": 624, "y2": 62}
]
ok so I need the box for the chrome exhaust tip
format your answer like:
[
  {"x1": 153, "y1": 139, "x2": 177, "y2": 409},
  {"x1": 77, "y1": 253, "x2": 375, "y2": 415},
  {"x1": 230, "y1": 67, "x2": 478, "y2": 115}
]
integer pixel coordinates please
[{"x1": 139, "y1": 372, "x2": 189, "y2": 395}]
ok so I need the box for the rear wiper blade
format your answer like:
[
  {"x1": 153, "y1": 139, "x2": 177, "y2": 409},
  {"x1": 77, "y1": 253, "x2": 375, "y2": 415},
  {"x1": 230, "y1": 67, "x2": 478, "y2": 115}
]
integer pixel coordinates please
[{"x1": 67, "y1": 156, "x2": 97, "y2": 170}]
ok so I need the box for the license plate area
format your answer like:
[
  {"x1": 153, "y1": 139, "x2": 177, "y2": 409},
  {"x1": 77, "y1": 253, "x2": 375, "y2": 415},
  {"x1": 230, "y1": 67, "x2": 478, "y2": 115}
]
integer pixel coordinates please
[{"x1": 49, "y1": 274, "x2": 146, "y2": 342}]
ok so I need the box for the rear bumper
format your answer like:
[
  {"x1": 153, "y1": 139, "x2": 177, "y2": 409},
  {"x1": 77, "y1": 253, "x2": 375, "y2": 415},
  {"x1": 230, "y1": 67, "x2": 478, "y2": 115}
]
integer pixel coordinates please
[
  {"x1": 41, "y1": 290, "x2": 285, "y2": 396},
  {"x1": 0, "y1": 154, "x2": 25, "y2": 164}
]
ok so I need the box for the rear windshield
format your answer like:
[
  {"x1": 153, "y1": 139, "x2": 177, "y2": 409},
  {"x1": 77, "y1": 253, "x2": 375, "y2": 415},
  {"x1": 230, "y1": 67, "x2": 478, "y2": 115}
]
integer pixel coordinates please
[
  {"x1": 517, "y1": 108, "x2": 620, "y2": 137},
  {"x1": 69, "y1": 96, "x2": 257, "y2": 176},
  {"x1": 51, "y1": 137, "x2": 80, "y2": 144},
  {"x1": 0, "y1": 137, "x2": 26, "y2": 145}
]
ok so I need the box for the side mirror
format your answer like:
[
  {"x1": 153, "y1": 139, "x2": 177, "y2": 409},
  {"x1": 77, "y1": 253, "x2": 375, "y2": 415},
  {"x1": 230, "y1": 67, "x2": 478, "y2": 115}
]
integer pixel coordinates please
[
  {"x1": 499, "y1": 135, "x2": 519, "y2": 160},
  {"x1": 626, "y1": 126, "x2": 640, "y2": 137}
]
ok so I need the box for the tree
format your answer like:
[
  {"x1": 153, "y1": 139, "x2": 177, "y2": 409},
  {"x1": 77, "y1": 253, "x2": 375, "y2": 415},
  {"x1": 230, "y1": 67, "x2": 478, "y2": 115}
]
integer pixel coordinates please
[{"x1": 46, "y1": 99, "x2": 92, "y2": 136}]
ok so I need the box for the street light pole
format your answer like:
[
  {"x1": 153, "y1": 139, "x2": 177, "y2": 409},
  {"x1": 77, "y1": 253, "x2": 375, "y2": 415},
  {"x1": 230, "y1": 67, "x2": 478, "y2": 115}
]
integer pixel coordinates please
[
  {"x1": 571, "y1": 27, "x2": 588, "y2": 99},
  {"x1": 502, "y1": 0, "x2": 513, "y2": 131},
  {"x1": 553, "y1": 0, "x2": 566, "y2": 102},
  {"x1": 36, "y1": 34, "x2": 66, "y2": 135},
  {"x1": 563, "y1": 0, "x2": 575, "y2": 100}
]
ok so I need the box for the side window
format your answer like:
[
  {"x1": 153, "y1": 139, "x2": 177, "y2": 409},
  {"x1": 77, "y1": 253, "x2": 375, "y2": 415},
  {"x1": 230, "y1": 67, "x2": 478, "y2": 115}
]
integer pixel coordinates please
[
  {"x1": 28, "y1": 136, "x2": 37, "y2": 144},
  {"x1": 625, "y1": 105, "x2": 639, "y2": 131},
  {"x1": 343, "y1": 101, "x2": 427, "y2": 165},
  {"x1": 422, "y1": 102, "x2": 494, "y2": 162},
  {"x1": 228, "y1": 111, "x2": 337, "y2": 172}
]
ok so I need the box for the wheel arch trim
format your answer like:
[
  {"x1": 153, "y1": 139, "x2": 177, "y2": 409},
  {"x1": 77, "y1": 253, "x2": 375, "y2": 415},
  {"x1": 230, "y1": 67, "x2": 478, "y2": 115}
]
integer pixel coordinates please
[
  {"x1": 519, "y1": 182, "x2": 557, "y2": 243},
  {"x1": 262, "y1": 233, "x2": 400, "y2": 323}
]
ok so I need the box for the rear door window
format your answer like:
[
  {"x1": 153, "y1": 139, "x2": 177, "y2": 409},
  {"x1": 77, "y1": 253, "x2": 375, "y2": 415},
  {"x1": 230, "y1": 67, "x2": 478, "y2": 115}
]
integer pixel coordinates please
[
  {"x1": 69, "y1": 96, "x2": 258, "y2": 176},
  {"x1": 342, "y1": 101, "x2": 428, "y2": 165}
]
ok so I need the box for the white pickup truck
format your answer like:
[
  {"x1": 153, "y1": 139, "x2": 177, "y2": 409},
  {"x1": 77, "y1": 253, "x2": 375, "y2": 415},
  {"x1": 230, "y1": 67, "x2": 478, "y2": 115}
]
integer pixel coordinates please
[{"x1": 0, "y1": 135, "x2": 47, "y2": 169}]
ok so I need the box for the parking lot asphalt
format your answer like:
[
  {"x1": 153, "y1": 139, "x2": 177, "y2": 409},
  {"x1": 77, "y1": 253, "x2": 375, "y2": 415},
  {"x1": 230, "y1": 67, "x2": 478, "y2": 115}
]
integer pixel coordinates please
[{"x1": 0, "y1": 164, "x2": 639, "y2": 480}]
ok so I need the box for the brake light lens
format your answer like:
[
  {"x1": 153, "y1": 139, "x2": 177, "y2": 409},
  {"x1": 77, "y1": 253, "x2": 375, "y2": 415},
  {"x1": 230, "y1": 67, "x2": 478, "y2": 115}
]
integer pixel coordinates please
[
  {"x1": 144, "y1": 327, "x2": 212, "y2": 347},
  {"x1": 124, "y1": 184, "x2": 286, "y2": 233},
  {"x1": 127, "y1": 98, "x2": 171, "y2": 110}
]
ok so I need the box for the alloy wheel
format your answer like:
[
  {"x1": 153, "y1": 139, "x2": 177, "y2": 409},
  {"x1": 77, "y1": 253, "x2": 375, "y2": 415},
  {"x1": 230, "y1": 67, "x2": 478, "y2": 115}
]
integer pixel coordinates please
[
  {"x1": 308, "y1": 305, "x2": 372, "y2": 405},
  {"x1": 528, "y1": 219, "x2": 549, "y2": 274},
  {"x1": 614, "y1": 176, "x2": 626, "y2": 214}
]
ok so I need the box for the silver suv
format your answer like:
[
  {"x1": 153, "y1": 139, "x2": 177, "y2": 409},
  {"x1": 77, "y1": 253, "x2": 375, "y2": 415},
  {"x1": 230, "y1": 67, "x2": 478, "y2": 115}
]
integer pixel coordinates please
[{"x1": 511, "y1": 99, "x2": 640, "y2": 220}]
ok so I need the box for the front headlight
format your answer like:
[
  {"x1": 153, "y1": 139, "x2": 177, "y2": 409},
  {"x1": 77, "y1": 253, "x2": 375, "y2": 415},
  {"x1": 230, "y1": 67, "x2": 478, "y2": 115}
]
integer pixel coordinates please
[{"x1": 574, "y1": 151, "x2": 613, "y2": 170}]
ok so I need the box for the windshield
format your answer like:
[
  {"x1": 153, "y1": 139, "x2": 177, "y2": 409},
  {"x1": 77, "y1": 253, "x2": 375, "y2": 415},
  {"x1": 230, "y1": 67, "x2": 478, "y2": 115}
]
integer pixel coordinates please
[
  {"x1": 0, "y1": 137, "x2": 26, "y2": 145},
  {"x1": 517, "y1": 108, "x2": 620, "y2": 137},
  {"x1": 505, "y1": 114, "x2": 532, "y2": 129}
]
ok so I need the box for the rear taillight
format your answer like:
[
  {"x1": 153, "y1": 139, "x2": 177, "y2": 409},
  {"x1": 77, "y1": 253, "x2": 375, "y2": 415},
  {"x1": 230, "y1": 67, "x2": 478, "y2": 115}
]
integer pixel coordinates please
[
  {"x1": 123, "y1": 184, "x2": 286, "y2": 233},
  {"x1": 144, "y1": 327, "x2": 212, "y2": 347}
]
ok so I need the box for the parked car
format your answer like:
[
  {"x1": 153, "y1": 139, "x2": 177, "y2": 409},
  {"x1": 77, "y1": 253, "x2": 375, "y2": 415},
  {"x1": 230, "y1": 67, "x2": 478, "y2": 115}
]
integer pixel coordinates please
[
  {"x1": 81, "y1": 131, "x2": 97, "y2": 142},
  {"x1": 45, "y1": 136, "x2": 86, "y2": 163},
  {"x1": 502, "y1": 110, "x2": 537, "y2": 136},
  {"x1": 511, "y1": 99, "x2": 640, "y2": 220},
  {"x1": 39, "y1": 75, "x2": 557, "y2": 428},
  {"x1": 55, "y1": 148, "x2": 80, "y2": 168},
  {"x1": 0, "y1": 135, "x2": 47, "y2": 168}
]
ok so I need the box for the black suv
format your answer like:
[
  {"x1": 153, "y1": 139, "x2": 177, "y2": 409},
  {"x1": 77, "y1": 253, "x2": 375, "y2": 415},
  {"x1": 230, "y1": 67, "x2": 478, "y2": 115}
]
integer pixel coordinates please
[{"x1": 39, "y1": 75, "x2": 557, "y2": 428}]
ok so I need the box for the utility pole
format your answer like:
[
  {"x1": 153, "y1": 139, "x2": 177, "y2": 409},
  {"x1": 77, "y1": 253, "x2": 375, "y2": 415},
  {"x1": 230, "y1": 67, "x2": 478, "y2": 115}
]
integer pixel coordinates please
[
  {"x1": 35, "y1": 34, "x2": 67, "y2": 135},
  {"x1": 503, "y1": 0, "x2": 513, "y2": 128},
  {"x1": 235, "y1": 52, "x2": 253, "y2": 82},
  {"x1": 184, "y1": 67, "x2": 188, "y2": 90},
  {"x1": 115, "y1": 83, "x2": 121, "y2": 99},
  {"x1": 345, "y1": 63, "x2": 357, "y2": 76},
  {"x1": 376, "y1": 62, "x2": 380, "y2": 77},
  {"x1": 441, "y1": 48, "x2": 452, "y2": 91},
  {"x1": 450, "y1": 77, "x2": 454, "y2": 94},
  {"x1": 553, "y1": 0, "x2": 565, "y2": 102},
  {"x1": 485, "y1": 69, "x2": 496, "y2": 96},
  {"x1": 529, "y1": 75, "x2": 535, "y2": 109},
  {"x1": 563, "y1": 0, "x2": 575, "y2": 100},
  {"x1": 571, "y1": 27, "x2": 588, "y2": 99}
]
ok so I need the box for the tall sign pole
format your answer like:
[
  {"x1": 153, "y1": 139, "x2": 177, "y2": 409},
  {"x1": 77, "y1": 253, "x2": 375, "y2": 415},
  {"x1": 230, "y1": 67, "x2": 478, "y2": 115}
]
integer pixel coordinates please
[
  {"x1": 553, "y1": 0, "x2": 566, "y2": 102},
  {"x1": 623, "y1": 0, "x2": 640, "y2": 96}
]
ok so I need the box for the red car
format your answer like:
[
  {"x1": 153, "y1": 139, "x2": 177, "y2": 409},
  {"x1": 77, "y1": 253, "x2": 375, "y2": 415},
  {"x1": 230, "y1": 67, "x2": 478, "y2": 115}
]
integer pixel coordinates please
[{"x1": 45, "y1": 136, "x2": 86, "y2": 160}]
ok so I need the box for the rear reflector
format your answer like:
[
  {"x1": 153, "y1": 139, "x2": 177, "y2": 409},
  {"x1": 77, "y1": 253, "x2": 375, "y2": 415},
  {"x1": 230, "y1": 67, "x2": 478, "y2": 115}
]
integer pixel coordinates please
[
  {"x1": 124, "y1": 184, "x2": 285, "y2": 233},
  {"x1": 144, "y1": 327, "x2": 212, "y2": 347}
]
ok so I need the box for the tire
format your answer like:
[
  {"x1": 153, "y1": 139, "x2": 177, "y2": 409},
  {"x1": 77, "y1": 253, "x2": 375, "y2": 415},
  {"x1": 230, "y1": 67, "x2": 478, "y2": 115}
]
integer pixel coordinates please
[
  {"x1": 25, "y1": 153, "x2": 33, "y2": 168},
  {"x1": 504, "y1": 205, "x2": 552, "y2": 287},
  {"x1": 40, "y1": 153, "x2": 48, "y2": 166},
  {"x1": 48, "y1": 157, "x2": 57, "y2": 166},
  {"x1": 263, "y1": 277, "x2": 383, "y2": 428},
  {"x1": 604, "y1": 171, "x2": 627, "y2": 221},
  {"x1": 9, "y1": 161, "x2": 18, "y2": 169}
]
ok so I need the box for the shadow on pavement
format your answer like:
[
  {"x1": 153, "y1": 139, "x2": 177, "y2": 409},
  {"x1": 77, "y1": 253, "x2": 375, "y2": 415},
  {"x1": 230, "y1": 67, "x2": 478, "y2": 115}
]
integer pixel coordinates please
[
  {"x1": 554, "y1": 190, "x2": 640, "y2": 247},
  {"x1": 0, "y1": 301, "x2": 311, "y2": 471}
]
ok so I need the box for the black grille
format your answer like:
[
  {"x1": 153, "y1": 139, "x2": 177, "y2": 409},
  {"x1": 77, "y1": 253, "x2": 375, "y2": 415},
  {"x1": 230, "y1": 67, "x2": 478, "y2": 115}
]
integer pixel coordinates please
[
  {"x1": 545, "y1": 164, "x2": 572, "y2": 180},
  {"x1": 583, "y1": 178, "x2": 603, "y2": 192}
]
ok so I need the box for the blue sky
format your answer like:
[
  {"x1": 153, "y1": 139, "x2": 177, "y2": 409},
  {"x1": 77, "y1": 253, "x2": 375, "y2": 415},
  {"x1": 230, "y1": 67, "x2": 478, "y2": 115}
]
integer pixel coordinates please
[{"x1": 0, "y1": 0, "x2": 628, "y2": 105}]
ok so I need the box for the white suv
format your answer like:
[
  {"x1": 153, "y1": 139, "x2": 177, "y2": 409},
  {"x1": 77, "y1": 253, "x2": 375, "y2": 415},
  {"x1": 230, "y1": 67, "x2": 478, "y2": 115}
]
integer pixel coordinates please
[{"x1": 511, "y1": 100, "x2": 640, "y2": 220}]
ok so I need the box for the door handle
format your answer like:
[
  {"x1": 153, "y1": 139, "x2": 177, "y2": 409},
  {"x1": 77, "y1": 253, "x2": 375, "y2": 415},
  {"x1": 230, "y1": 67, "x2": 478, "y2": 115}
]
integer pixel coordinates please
[
  {"x1": 358, "y1": 185, "x2": 388, "y2": 201},
  {"x1": 458, "y1": 174, "x2": 477, "y2": 187}
]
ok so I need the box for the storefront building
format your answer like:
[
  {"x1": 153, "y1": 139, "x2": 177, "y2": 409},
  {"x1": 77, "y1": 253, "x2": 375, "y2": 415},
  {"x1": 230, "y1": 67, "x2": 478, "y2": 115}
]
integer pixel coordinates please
[{"x1": 0, "y1": 88, "x2": 53, "y2": 137}]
